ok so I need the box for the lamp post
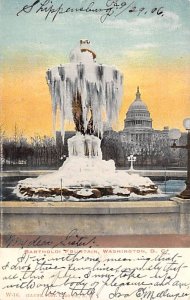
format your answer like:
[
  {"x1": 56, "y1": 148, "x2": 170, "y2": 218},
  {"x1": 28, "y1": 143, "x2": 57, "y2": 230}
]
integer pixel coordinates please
[
  {"x1": 127, "y1": 154, "x2": 136, "y2": 171},
  {"x1": 168, "y1": 117, "x2": 190, "y2": 199}
]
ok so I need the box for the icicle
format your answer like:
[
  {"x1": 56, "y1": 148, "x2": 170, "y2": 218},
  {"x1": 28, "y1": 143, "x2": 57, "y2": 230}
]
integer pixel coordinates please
[
  {"x1": 77, "y1": 63, "x2": 85, "y2": 81},
  {"x1": 96, "y1": 65, "x2": 104, "y2": 81},
  {"x1": 46, "y1": 69, "x2": 53, "y2": 84},
  {"x1": 58, "y1": 65, "x2": 65, "y2": 81},
  {"x1": 46, "y1": 56, "x2": 123, "y2": 143},
  {"x1": 51, "y1": 80, "x2": 57, "y2": 135}
]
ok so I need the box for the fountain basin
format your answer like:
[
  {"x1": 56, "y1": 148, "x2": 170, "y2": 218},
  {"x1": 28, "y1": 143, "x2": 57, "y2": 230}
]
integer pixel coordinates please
[{"x1": 15, "y1": 156, "x2": 158, "y2": 200}]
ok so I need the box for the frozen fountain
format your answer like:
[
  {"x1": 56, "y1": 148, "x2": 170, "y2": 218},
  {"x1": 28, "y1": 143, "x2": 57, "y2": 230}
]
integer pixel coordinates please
[{"x1": 16, "y1": 40, "x2": 158, "y2": 200}]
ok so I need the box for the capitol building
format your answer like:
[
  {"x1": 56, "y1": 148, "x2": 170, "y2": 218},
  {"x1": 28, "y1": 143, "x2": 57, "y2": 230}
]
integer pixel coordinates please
[
  {"x1": 121, "y1": 86, "x2": 153, "y2": 143},
  {"x1": 102, "y1": 87, "x2": 181, "y2": 167},
  {"x1": 120, "y1": 87, "x2": 169, "y2": 145}
]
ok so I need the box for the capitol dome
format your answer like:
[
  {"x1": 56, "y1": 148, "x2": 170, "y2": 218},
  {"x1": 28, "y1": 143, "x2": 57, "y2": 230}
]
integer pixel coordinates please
[
  {"x1": 124, "y1": 87, "x2": 152, "y2": 130},
  {"x1": 128, "y1": 88, "x2": 148, "y2": 111}
]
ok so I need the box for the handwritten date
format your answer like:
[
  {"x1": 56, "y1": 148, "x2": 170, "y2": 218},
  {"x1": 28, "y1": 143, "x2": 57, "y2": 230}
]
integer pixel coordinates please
[{"x1": 16, "y1": 0, "x2": 165, "y2": 23}]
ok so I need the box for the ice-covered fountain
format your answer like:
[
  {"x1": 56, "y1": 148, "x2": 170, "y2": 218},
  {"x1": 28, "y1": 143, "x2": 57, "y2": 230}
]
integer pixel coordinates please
[{"x1": 16, "y1": 40, "x2": 158, "y2": 200}]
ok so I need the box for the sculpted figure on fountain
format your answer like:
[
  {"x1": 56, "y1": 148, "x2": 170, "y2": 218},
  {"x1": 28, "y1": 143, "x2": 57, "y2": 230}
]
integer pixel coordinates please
[{"x1": 68, "y1": 133, "x2": 102, "y2": 159}]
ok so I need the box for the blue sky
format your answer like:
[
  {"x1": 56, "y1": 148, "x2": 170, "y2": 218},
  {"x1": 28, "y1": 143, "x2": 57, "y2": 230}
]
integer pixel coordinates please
[{"x1": 1, "y1": 0, "x2": 190, "y2": 66}]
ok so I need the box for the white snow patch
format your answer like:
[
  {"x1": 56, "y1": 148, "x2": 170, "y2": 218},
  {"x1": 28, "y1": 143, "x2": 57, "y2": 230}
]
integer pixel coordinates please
[{"x1": 76, "y1": 189, "x2": 94, "y2": 196}]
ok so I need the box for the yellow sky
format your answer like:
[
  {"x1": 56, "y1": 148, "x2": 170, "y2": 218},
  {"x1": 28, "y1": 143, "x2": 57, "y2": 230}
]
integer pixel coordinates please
[{"x1": 1, "y1": 57, "x2": 190, "y2": 137}]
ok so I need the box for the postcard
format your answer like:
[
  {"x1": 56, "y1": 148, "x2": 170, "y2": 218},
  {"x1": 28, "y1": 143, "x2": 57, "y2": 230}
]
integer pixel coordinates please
[{"x1": 1, "y1": 0, "x2": 190, "y2": 299}]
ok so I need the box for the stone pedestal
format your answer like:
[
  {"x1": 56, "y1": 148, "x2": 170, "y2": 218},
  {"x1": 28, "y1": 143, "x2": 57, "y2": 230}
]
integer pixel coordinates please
[
  {"x1": 1, "y1": 198, "x2": 190, "y2": 238},
  {"x1": 171, "y1": 197, "x2": 190, "y2": 234}
]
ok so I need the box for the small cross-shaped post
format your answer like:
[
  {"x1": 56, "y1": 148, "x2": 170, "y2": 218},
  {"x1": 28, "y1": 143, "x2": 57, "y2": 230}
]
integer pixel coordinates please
[{"x1": 127, "y1": 154, "x2": 136, "y2": 171}]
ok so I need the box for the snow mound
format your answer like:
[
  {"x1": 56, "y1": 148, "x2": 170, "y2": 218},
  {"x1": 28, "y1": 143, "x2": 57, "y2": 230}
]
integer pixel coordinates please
[{"x1": 16, "y1": 156, "x2": 158, "y2": 200}]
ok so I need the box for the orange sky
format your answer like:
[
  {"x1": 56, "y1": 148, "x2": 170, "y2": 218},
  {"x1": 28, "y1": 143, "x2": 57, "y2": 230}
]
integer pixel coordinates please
[{"x1": 1, "y1": 56, "x2": 190, "y2": 137}]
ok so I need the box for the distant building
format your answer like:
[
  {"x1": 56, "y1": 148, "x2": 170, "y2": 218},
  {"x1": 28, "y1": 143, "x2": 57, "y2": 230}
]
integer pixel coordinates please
[
  {"x1": 121, "y1": 86, "x2": 153, "y2": 143},
  {"x1": 102, "y1": 87, "x2": 186, "y2": 167},
  {"x1": 120, "y1": 87, "x2": 169, "y2": 145}
]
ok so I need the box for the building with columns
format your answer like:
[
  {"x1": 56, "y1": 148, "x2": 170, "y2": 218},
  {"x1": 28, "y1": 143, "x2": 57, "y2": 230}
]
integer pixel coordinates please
[
  {"x1": 121, "y1": 87, "x2": 153, "y2": 143},
  {"x1": 116, "y1": 87, "x2": 172, "y2": 166},
  {"x1": 120, "y1": 87, "x2": 171, "y2": 145}
]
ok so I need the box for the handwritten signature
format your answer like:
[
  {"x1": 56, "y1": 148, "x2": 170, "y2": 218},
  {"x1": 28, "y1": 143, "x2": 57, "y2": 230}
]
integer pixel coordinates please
[
  {"x1": 16, "y1": 0, "x2": 165, "y2": 23},
  {"x1": 1, "y1": 249, "x2": 190, "y2": 299},
  {"x1": 4, "y1": 229, "x2": 98, "y2": 248}
]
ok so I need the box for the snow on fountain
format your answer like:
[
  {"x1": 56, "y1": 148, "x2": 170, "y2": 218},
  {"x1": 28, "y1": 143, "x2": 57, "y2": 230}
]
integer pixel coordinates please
[
  {"x1": 47, "y1": 39, "x2": 123, "y2": 140},
  {"x1": 16, "y1": 40, "x2": 158, "y2": 200}
]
